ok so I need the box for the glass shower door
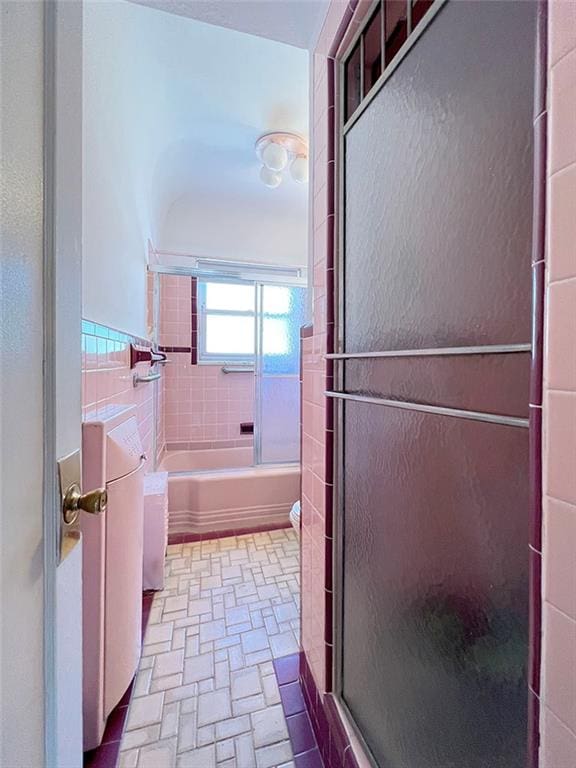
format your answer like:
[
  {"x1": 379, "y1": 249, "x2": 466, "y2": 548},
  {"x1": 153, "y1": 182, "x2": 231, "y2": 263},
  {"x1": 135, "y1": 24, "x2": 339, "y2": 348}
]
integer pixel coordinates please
[{"x1": 255, "y1": 284, "x2": 307, "y2": 464}]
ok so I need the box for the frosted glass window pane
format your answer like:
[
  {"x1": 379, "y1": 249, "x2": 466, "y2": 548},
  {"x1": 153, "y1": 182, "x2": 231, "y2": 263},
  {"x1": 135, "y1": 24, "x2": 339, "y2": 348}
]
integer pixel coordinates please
[
  {"x1": 205, "y1": 283, "x2": 255, "y2": 312},
  {"x1": 263, "y1": 318, "x2": 289, "y2": 355},
  {"x1": 259, "y1": 378, "x2": 300, "y2": 463},
  {"x1": 263, "y1": 286, "x2": 291, "y2": 315},
  {"x1": 205, "y1": 316, "x2": 255, "y2": 355}
]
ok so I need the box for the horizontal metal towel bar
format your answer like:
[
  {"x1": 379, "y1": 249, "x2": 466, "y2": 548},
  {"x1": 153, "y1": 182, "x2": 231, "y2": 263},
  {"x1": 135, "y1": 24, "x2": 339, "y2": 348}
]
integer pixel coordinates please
[
  {"x1": 133, "y1": 372, "x2": 161, "y2": 386},
  {"x1": 221, "y1": 366, "x2": 254, "y2": 374},
  {"x1": 325, "y1": 343, "x2": 531, "y2": 360},
  {"x1": 325, "y1": 391, "x2": 529, "y2": 429}
]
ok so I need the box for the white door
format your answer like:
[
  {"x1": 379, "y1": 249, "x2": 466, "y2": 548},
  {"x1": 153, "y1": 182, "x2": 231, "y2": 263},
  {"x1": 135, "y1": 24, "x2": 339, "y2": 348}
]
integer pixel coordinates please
[{"x1": 1, "y1": 2, "x2": 84, "y2": 766}]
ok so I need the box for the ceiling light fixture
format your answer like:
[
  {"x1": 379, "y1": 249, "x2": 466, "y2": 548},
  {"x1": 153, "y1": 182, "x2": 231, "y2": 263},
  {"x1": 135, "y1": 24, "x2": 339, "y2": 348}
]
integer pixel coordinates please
[{"x1": 256, "y1": 132, "x2": 308, "y2": 189}]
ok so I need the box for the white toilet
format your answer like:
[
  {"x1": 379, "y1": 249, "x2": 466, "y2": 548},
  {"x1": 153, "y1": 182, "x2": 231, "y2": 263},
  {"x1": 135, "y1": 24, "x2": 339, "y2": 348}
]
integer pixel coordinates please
[{"x1": 289, "y1": 500, "x2": 301, "y2": 538}]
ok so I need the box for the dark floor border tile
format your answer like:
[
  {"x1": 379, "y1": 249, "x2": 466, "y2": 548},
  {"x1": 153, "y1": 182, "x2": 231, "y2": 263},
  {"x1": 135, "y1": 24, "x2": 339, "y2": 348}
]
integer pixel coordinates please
[
  {"x1": 274, "y1": 653, "x2": 325, "y2": 766},
  {"x1": 83, "y1": 591, "x2": 154, "y2": 767},
  {"x1": 168, "y1": 522, "x2": 292, "y2": 545}
]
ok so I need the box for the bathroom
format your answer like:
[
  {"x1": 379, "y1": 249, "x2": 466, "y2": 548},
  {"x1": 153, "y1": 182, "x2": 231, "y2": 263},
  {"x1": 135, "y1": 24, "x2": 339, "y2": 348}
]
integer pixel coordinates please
[
  {"x1": 80, "y1": 2, "x2": 310, "y2": 765},
  {"x1": 2, "y1": 1, "x2": 575, "y2": 768}
]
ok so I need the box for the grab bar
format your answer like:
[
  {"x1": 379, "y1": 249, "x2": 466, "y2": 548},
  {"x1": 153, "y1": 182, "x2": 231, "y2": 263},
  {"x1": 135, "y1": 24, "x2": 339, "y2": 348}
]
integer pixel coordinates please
[
  {"x1": 221, "y1": 366, "x2": 254, "y2": 374},
  {"x1": 133, "y1": 372, "x2": 161, "y2": 387}
]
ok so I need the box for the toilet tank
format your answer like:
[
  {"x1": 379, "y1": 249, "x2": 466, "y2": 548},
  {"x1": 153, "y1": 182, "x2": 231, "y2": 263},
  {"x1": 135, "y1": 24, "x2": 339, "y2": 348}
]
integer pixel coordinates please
[{"x1": 82, "y1": 405, "x2": 145, "y2": 751}]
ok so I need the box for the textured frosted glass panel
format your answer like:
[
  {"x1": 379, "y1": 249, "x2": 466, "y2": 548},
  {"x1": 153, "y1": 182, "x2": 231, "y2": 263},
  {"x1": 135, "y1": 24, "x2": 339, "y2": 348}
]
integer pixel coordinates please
[
  {"x1": 257, "y1": 285, "x2": 306, "y2": 464},
  {"x1": 342, "y1": 401, "x2": 529, "y2": 768},
  {"x1": 261, "y1": 286, "x2": 307, "y2": 375},
  {"x1": 344, "y1": 354, "x2": 531, "y2": 418},
  {"x1": 260, "y1": 377, "x2": 300, "y2": 463},
  {"x1": 344, "y1": 0, "x2": 535, "y2": 353}
]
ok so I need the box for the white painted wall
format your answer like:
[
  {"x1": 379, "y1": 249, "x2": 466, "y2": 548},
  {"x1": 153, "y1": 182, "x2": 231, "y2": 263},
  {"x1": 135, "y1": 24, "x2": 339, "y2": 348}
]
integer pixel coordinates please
[{"x1": 83, "y1": 1, "x2": 309, "y2": 338}]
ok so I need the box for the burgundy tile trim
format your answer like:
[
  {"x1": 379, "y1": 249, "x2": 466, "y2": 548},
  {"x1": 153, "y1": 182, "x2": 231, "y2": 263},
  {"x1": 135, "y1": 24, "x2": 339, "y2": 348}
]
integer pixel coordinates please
[
  {"x1": 324, "y1": 483, "x2": 334, "y2": 535},
  {"x1": 529, "y1": 548, "x2": 542, "y2": 695},
  {"x1": 301, "y1": 323, "x2": 314, "y2": 339},
  {"x1": 298, "y1": 651, "x2": 371, "y2": 768},
  {"x1": 324, "y1": 536, "x2": 333, "y2": 592},
  {"x1": 295, "y1": 748, "x2": 324, "y2": 768},
  {"x1": 530, "y1": 261, "x2": 545, "y2": 407},
  {"x1": 527, "y1": 689, "x2": 540, "y2": 768},
  {"x1": 275, "y1": 656, "x2": 325, "y2": 764},
  {"x1": 158, "y1": 345, "x2": 191, "y2": 353},
  {"x1": 83, "y1": 741, "x2": 120, "y2": 768},
  {"x1": 274, "y1": 653, "x2": 300, "y2": 685},
  {"x1": 84, "y1": 591, "x2": 154, "y2": 767},
  {"x1": 529, "y1": 406, "x2": 543, "y2": 552},
  {"x1": 99, "y1": 702, "x2": 128, "y2": 746},
  {"x1": 324, "y1": 589, "x2": 333, "y2": 644},
  {"x1": 167, "y1": 522, "x2": 292, "y2": 545},
  {"x1": 280, "y1": 681, "x2": 306, "y2": 716},
  {"x1": 191, "y1": 276, "x2": 198, "y2": 365},
  {"x1": 343, "y1": 745, "x2": 361, "y2": 768},
  {"x1": 327, "y1": 58, "x2": 336, "y2": 112},
  {"x1": 287, "y1": 712, "x2": 317, "y2": 755},
  {"x1": 324, "y1": 645, "x2": 333, "y2": 694}
]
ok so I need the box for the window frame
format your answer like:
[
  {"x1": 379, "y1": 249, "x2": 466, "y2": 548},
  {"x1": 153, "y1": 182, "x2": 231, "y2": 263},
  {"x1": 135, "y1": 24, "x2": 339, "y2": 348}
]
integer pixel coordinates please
[{"x1": 198, "y1": 277, "x2": 257, "y2": 365}]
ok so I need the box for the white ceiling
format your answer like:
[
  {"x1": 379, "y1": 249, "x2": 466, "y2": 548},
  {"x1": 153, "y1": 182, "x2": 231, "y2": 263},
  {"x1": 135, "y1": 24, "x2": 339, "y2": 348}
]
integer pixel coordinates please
[
  {"x1": 128, "y1": 0, "x2": 329, "y2": 50},
  {"x1": 84, "y1": 1, "x2": 312, "y2": 268}
]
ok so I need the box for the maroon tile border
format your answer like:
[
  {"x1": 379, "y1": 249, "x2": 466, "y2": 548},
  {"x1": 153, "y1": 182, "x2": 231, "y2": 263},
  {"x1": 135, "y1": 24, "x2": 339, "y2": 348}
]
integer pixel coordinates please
[
  {"x1": 158, "y1": 345, "x2": 191, "y2": 353},
  {"x1": 191, "y1": 276, "x2": 198, "y2": 365},
  {"x1": 529, "y1": 548, "x2": 543, "y2": 695},
  {"x1": 83, "y1": 592, "x2": 154, "y2": 768},
  {"x1": 527, "y1": 6, "x2": 547, "y2": 766},
  {"x1": 167, "y1": 522, "x2": 293, "y2": 545},
  {"x1": 299, "y1": 652, "x2": 361, "y2": 768},
  {"x1": 528, "y1": 689, "x2": 541, "y2": 768},
  {"x1": 273, "y1": 654, "x2": 325, "y2": 767}
]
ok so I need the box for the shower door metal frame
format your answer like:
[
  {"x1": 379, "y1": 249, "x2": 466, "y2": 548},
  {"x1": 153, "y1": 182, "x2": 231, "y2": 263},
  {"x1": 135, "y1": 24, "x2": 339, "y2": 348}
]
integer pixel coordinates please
[
  {"x1": 148, "y1": 264, "x2": 306, "y2": 470},
  {"x1": 329, "y1": 1, "x2": 537, "y2": 765}
]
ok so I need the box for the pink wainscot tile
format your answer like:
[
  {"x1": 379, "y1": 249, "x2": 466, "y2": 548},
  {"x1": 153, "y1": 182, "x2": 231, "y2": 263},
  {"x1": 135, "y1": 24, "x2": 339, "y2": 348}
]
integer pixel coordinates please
[
  {"x1": 550, "y1": 49, "x2": 576, "y2": 174},
  {"x1": 544, "y1": 497, "x2": 576, "y2": 619},
  {"x1": 546, "y1": 278, "x2": 576, "y2": 390},
  {"x1": 541, "y1": 705, "x2": 576, "y2": 768},
  {"x1": 543, "y1": 603, "x2": 576, "y2": 733},
  {"x1": 549, "y1": 0, "x2": 576, "y2": 67},
  {"x1": 548, "y1": 166, "x2": 576, "y2": 282},
  {"x1": 546, "y1": 391, "x2": 576, "y2": 505}
]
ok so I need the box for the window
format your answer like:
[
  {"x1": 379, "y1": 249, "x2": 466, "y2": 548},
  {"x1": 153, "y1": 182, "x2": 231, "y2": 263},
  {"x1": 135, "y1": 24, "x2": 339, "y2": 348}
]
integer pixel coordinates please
[
  {"x1": 198, "y1": 281, "x2": 296, "y2": 363},
  {"x1": 199, "y1": 281, "x2": 256, "y2": 363}
]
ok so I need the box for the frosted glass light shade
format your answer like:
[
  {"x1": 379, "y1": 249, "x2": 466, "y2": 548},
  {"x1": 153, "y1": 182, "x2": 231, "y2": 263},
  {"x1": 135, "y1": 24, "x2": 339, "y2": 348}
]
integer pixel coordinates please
[
  {"x1": 290, "y1": 155, "x2": 308, "y2": 184},
  {"x1": 262, "y1": 142, "x2": 288, "y2": 172},
  {"x1": 260, "y1": 165, "x2": 282, "y2": 188}
]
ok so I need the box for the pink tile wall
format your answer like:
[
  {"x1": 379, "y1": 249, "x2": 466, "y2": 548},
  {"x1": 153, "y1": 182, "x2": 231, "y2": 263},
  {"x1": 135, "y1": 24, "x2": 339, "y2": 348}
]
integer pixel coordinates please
[
  {"x1": 163, "y1": 353, "x2": 255, "y2": 445},
  {"x1": 541, "y1": 4, "x2": 576, "y2": 766},
  {"x1": 157, "y1": 274, "x2": 255, "y2": 448},
  {"x1": 159, "y1": 274, "x2": 192, "y2": 348},
  {"x1": 300, "y1": 0, "x2": 361, "y2": 696},
  {"x1": 81, "y1": 322, "x2": 156, "y2": 472}
]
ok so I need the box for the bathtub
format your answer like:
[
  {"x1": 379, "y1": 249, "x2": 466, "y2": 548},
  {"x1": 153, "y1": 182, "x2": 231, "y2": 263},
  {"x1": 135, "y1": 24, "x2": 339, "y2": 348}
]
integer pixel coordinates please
[
  {"x1": 158, "y1": 450, "x2": 300, "y2": 536},
  {"x1": 159, "y1": 446, "x2": 252, "y2": 472}
]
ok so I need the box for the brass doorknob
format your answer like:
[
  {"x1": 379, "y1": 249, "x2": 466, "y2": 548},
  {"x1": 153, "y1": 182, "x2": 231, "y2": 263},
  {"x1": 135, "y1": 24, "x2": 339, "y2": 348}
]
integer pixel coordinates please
[{"x1": 62, "y1": 483, "x2": 108, "y2": 525}]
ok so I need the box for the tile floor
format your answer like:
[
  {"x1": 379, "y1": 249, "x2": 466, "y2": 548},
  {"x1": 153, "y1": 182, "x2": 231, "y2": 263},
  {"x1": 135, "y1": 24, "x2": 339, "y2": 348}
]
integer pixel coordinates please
[{"x1": 119, "y1": 529, "x2": 301, "y2": 768}]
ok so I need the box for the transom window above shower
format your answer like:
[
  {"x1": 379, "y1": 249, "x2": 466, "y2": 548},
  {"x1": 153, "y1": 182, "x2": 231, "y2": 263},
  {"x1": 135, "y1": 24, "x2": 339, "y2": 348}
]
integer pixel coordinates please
[{"x1": 199, "y1": 280, "x2": 300, "y2": 364}]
